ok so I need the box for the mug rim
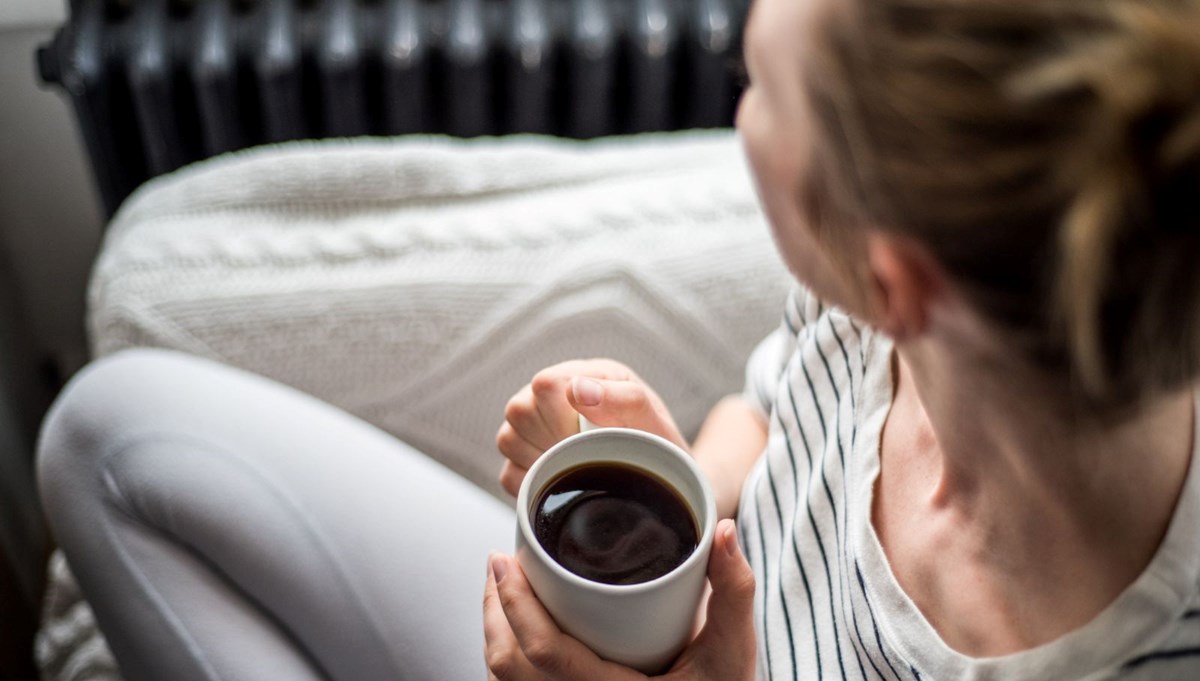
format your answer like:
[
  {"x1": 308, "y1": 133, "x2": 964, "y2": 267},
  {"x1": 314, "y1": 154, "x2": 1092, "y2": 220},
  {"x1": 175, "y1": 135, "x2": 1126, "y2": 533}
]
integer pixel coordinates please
[{"x1": 516, "y1": 426, "x2": 718, "y2": 595}]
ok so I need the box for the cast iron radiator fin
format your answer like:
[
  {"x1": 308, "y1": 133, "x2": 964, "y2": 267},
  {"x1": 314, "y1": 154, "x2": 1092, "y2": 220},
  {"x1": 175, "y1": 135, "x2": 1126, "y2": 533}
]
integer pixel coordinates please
[{"x1": 38, "y1": 0, "x2": 751, "y2": 217}]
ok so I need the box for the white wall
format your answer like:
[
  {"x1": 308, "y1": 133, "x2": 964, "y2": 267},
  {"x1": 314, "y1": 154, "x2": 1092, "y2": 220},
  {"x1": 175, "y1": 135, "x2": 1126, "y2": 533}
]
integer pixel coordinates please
[
  {"x1": 0, "y1": 0, "x2": 65, "y2": 30},
  {"x1": 0, "y1": 0, "x2": 74, "y2": 632},
  {"x1": 0, "y1": 8, "x2": 104, "y2": 376}
]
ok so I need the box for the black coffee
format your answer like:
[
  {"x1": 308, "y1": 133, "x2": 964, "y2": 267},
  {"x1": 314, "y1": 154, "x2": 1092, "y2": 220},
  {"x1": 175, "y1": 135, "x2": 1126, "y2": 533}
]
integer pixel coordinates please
[{"x1": 531, "y1": 462, "x2": 698, "y2": 585}]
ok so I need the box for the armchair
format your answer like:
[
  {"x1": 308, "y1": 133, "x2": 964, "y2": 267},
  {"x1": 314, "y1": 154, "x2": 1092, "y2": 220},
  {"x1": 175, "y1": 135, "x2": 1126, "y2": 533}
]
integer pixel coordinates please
[{"x1": 37, "y1": 131, "x2": 791, "y2": 679}]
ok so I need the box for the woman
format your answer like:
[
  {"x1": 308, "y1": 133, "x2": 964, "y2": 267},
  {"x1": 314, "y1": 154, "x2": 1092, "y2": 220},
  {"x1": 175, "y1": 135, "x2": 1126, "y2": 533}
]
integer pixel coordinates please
[
  {"x1": 486, "y1": 0, "x2": 1200, "y2": 678},
  {"x1": 40, "y1": 0, "x2": 1200, "y2": 679}
]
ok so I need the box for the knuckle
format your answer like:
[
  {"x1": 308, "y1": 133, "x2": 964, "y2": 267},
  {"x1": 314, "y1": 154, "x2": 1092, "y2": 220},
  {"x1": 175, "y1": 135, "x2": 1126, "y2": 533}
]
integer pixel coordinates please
[
  {"x1": 596, "y1": 358, "x2": 635, "y2": 380},
  {"x1": 522, "y1": 637, "x2": 563, "y2": 674},
  {"x1": 496, "y1": 426, "x2": 519, "y2": 455},
  {"x1": 625, "y1": 386, "x2": 649, "y2": 409},
  {"x1": 495, "y1": 425, "x2": 511, "y2": 452},
  {"x1": 504, "y1": 396, "x2": 530, "y2": 424},
  {"x1": 505, "y1": 406, "x2": 542, "y2": 438},
  {"x1": 485, "y1": 646, "x2": 518, "y2": 681},
  {"x1": 499, "y1": 465, "x2": 524, "y2": 496},
  {"x1": 497, "y1": 585, "x2": 523, "y2": 613},
  {"x1": 530, "y1": 370, "x2": 562, "y2": 397}
]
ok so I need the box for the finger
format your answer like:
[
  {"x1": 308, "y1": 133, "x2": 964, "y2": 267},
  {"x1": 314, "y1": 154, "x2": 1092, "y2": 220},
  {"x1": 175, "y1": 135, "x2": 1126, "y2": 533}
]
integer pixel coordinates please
[
  {"x1": 690, "y1": 581, "x2": 713, "y2": 638},
  {"x1": 691, "y1": 520, "x2": 757, "y2": 674},
  {"x1": 705, "y1": 520, "x2": 757, "y2": 634},
  {"x1": 497, "y1": 421, "x2": 544, "y2": 471},
  {"x1": 528, "y1": 359, "x2": 642, "y2": 447},
  {"x1": 484, "y1": 555, "x2": 545, "y2": 681},
  {"x1": 530, "y1": 369, "x2": 586, "y2": 445},
  {"x1": 491, "y1": 554, "x2": 643, "y2": 681},
  {"x1": 505, "y1": 385, "x2": 560, "y2": 452},
  {"x1": 499, "y1": 460, "x2": 528, "y2": 497},
  {"x1": 545, "y1": 358, "x2": 639, "y2": 383},
  {"x1": 566, "y1": 377, "x2": 687, "y2": 450}
]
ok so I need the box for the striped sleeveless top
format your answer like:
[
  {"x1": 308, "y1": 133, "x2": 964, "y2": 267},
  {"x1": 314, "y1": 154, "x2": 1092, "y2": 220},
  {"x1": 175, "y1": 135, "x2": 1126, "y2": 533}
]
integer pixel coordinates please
[{"x1": 738, "y1": 285, "x2": 1200, "y2": 680}]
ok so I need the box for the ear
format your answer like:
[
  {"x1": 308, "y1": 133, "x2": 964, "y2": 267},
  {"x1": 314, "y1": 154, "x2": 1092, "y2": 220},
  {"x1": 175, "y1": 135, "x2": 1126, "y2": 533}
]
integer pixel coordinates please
[{"x1": 864, "y1": 232, "x2": 943, "y2": 341}]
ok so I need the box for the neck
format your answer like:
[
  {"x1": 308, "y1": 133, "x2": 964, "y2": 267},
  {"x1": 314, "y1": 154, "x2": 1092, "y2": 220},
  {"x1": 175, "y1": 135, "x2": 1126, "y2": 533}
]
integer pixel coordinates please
[
  {"x1": 895, "y1": 337, "x2": 1194, "y2": 573},
  {"x1": 879, "y1": 337, "x2": 1196, "y2": 653}
]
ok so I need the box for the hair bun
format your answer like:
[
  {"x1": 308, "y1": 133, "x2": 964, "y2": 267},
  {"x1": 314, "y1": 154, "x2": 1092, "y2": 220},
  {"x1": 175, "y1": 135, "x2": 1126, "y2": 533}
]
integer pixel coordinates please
[
  {"x1": 1119, "y1": 2, "x2": 1200, "y2": 186},
  {"x1": 1000, "y1": 0, "x2": 1200, "y2": 401},
  {"x1": 1113, "y1": 1, "x2": 1200, "y2": 236},
  {"x1": 805, "y1": 0, "x2": 1200, "y2": 410},
  {"x1": 1014, "y1": 1, "x2": 1200, "y2": 179}
]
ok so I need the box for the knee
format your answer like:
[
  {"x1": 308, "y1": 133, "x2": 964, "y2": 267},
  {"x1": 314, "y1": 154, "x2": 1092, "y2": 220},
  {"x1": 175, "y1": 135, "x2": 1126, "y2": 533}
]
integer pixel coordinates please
[{"x1": 37, "y1": 349, "x2": 194, "y2": 522}]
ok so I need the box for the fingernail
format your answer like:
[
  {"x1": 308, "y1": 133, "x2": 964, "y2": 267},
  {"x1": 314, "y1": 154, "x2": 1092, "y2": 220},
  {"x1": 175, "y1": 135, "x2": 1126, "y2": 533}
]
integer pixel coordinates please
[
  {"x1": 490, "y1": 553, "x2": 509, "y2": 583},
  {"x1": 573, "y1": 377, "x2": 603, "y2": 407},
  {"x1": 723, "y1": 522, "x2": 740, "y2": 557}
]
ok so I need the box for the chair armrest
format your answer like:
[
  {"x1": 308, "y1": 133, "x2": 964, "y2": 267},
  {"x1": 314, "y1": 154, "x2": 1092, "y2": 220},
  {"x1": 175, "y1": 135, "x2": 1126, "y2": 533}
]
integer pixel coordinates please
[{"x1": 89, "y1": 132, "x2": 791, "y2": 499}]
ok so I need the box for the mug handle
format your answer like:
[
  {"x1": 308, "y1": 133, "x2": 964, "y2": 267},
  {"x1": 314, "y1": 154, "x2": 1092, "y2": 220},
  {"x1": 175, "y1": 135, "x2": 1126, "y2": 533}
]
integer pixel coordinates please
[{"x1": 578, "y1": 414, "x2": 596, "y2": 433}]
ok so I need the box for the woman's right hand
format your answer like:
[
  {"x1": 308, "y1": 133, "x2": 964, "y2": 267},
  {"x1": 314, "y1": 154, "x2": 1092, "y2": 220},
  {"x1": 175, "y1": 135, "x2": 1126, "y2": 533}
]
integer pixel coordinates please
[
  {"x1": 496, "y1": 359, "x2": 687, "y2": 496},
  {"x1": 483, "y1": 518, "x2": 757, "y2": 681}
]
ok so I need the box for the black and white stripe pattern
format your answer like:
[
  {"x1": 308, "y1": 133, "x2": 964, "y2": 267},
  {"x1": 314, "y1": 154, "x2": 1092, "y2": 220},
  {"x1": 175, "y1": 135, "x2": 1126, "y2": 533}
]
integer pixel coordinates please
[
  {"x1": 1120, "y1": 595, "x2": 1200, "y2": 680},
  {"x1": 738, "y1": 285, "x2": 1200, "y2": 680}
]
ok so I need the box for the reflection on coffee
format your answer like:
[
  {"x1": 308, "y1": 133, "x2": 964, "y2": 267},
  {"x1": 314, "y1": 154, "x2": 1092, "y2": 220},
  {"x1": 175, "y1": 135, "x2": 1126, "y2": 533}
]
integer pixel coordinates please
[{"x1": 532, "y1": 462, "x2": 698, "y2": 585}]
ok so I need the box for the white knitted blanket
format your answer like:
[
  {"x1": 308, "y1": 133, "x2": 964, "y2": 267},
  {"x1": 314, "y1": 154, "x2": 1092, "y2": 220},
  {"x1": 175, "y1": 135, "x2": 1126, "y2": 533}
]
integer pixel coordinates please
[{"x1": 38, "y1": 132, "x2": 791, "y2": 680}]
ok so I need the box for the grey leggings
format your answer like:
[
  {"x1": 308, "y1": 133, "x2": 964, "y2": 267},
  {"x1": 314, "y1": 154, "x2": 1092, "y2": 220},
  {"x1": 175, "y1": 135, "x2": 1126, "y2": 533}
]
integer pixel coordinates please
[{"x1": 37, "y1": 349, "x2": 515, "y2": 681}]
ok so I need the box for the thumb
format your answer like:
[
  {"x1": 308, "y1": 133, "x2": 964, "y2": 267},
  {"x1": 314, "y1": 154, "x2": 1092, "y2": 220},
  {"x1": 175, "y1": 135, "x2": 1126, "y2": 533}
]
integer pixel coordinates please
[
  {"x1": 694, "y1": 519, "x2": 757, "y2": 669},
  {"x1": 567, "y1": 376, "x2": 686, "y2": 449}
]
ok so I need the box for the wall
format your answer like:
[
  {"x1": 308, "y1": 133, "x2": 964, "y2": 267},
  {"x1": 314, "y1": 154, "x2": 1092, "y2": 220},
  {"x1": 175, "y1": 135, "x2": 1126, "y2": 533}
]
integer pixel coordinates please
[
  {"x1": 0, "y1": 2, "x2": 104, "y2": 379},
  {"x1": 0, "y1": 264, "x2": 46, "y2": 679},
  {"x1": 0, "y1": 2, "x2": 99, "y2": 673},
  {"x1": 0, "y1": 0, "x2": 66, "y2": 28}
]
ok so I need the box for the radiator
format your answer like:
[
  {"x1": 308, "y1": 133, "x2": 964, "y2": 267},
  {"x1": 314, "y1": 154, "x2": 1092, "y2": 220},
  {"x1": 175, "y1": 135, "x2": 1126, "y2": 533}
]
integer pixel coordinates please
[{"x1": 37, "y1": 0, "x2": 750, "y2": 217}]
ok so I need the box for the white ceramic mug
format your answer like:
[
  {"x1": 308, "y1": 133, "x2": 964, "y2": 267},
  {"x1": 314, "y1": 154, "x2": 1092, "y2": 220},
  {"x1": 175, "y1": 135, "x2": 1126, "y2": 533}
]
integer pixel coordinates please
[{"x1": 515, "y1": 418, "x2": 717, "y2": 673}]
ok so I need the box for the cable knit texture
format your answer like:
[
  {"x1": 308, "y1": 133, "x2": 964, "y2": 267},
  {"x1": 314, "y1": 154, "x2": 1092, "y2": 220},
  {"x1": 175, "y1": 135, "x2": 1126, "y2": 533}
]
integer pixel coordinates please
[{"x1": 39, "y1": 131, "x2": 791, "y2": 680}]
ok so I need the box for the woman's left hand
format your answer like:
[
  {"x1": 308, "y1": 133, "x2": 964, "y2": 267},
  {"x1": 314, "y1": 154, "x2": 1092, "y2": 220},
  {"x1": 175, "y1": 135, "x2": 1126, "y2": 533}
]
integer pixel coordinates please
[{"x1": 482, "y1": 518, "x2": 757, "y2": 681}]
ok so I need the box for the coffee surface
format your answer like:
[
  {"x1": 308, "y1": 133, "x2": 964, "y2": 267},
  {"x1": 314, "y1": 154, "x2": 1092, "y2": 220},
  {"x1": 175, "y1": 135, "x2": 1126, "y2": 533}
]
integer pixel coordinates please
[{"x1": 532, "y1": 462, "x2": 698, "y2": 585}]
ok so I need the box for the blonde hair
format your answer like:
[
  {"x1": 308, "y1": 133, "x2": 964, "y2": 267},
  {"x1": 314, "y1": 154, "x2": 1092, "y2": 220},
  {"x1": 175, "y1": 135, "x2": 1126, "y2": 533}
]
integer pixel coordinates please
[{"x1": 802, "y1": 0, "x2": 1200, "y2": 411}]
